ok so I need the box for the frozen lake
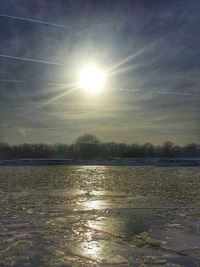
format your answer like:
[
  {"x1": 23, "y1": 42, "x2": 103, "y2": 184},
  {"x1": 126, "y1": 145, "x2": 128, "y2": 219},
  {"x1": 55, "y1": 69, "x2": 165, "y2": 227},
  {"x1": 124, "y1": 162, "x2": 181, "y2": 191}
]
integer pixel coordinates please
[{"x1": 0, "y1": 166, "x2": 200, "y2": 266}]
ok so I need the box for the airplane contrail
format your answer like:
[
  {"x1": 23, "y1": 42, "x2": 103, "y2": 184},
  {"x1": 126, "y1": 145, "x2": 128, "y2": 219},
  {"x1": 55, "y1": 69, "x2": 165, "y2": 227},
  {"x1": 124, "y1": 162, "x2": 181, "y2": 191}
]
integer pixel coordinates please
[
  {"x1": 118, "y1": 88, "x2": 200, "y2": 96},
  {"x1": 0, "y1": 13, "x2": 67, "y2": 28},
  {"x1": 0, "y1": 78, "x2": 76, "y2": 87},
  {"x1": 153, "y1": 91, "x2": 200, "y2": 96},
  {"x1": 0, "y1": 54, "x2": 64, "y2": 66},
  {"x1": 0, "y1": 78, "x2": 27, "y2": 83}
]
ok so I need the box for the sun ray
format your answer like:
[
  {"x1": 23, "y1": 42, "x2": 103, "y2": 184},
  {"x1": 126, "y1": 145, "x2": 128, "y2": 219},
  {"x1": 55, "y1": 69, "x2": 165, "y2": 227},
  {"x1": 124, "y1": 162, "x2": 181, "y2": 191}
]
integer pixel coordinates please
[
  {"x1": 37, "y1": 85, "x2": 79, "y2": 109},
  {"x1": 106, "y1": 40, "x2": 160, "y2": 74}
]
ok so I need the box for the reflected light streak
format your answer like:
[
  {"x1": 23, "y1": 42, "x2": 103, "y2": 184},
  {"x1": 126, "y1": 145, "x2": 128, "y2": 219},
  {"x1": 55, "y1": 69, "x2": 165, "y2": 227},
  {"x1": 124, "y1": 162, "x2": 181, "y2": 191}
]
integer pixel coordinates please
[
  {"x1": 79, "y1": 241, "x2": 103, "y2": 259},
  {"x1": 85, "y1": 200, "x2": 102, "y2": 210},
  {"x1": 79, "y1": 199, "x2": 108, "y2": 211}
]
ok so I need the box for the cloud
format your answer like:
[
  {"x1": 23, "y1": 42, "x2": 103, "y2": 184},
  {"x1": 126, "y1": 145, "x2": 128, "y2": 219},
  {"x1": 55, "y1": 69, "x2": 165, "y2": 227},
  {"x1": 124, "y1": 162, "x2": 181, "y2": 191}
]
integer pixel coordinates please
[{"x1": 16, "y1": 128, "x2": 28, "y2": 137}]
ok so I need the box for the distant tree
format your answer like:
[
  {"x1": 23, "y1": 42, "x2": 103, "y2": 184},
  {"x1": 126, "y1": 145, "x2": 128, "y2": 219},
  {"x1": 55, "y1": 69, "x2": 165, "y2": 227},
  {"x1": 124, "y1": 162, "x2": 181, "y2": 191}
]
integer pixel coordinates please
[
  {"x1": 0, "y1": 143, "x2": 11, "y2": 159},
  {"x1": 173, "y1": 145, "x2": 181, "y2": 157},
  {"x1": 117, "y1": 143, "x2": 129, "y2": 157},
  {"x1": 75, "y1": 133, "x2": 101, "y2": 159},
  {"x1": 161, "y1": 141, "x2": 175, "y2": 157},
  {"x1": 75, "y1": 134, "x2": 100, "y2": 145},
  {"x1": 0, "y1": 137, "x2": 199, "y2": 160},
  {"x1": 129, "y1": 143, "x2": 144, "y2": 157},
  {"x1": 143, "y1": 142, "x2": 154, "y2": 157},
  {"x1": 104, "y1": 142, "x2": 118, "y2": 157},
  {"x1": 52, "y1": 144, "x2": 69, "y2": 158},
  {"x1": 185, "y1": 143, "x2": 199, "y2": 157}
]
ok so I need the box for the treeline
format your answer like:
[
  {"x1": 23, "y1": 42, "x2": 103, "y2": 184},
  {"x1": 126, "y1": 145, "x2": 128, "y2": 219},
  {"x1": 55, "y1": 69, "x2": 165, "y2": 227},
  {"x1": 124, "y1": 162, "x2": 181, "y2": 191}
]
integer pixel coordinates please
[{"x1": 0, "y1": 134, "x2": 199, "y2": 159}]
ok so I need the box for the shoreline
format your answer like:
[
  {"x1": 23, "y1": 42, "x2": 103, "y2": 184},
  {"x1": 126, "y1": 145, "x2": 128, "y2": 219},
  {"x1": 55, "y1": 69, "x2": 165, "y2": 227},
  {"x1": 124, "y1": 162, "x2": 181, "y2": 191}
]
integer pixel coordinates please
[{"x1": 0, "y1": 158, "x2": 200, "y2": 167}]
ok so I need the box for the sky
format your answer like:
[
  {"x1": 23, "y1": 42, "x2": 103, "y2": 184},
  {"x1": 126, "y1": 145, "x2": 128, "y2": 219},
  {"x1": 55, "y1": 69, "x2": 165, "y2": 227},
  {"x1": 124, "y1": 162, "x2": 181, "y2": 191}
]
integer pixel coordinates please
[{"x1": 0, "y1": 0, "x2": 200, "y2": 145}]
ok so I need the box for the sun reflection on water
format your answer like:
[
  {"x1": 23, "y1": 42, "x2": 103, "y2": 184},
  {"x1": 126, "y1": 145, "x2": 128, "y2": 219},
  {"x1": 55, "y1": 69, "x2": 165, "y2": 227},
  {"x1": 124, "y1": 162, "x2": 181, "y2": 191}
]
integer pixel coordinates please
[
  {"x1": 80, "y1": 199, "x2": 107, "y2": 210},
  {"x1": 80, "y1": 241, "x2": 103, "y2": 258}
]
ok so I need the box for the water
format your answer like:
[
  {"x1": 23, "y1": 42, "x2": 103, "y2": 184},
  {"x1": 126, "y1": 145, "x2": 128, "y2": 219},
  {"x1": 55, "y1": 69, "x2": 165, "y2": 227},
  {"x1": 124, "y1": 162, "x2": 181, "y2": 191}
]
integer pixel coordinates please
[{"x1": 0, "y1": 166, "x2": 200, "y2": 266}]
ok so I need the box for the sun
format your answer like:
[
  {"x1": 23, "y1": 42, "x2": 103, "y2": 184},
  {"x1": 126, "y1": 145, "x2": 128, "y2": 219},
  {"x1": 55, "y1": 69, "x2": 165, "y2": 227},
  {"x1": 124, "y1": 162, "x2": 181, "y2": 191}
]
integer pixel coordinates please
[{"x1": 78, "y1": 65, "x2": 106, "y2": 94}]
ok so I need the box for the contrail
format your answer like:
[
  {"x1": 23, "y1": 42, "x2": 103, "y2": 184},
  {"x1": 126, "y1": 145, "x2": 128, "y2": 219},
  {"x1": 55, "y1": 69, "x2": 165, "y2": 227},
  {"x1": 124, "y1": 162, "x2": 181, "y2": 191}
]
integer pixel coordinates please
[
  {"x1": 47, "y1": 82, "x2": 77, "y2": 87},
  {"x1": 0, "y1": 54, "x2": 64, "y2": 66},
  {"x1": 153, "y1": 91, "x2": 200, "y2": 96},
  {"x1": 0, "y1": 78, "x2": 76, "y2": 87},
  {"x1": 0, "y1": 13, "x2": 67, "y2": 28},
  {"x1": 0, "y1": 78, "x2": 27, "y2": 83},
  {"x1": 118, "y1": 88, "x2": 200, "y2": 96}
]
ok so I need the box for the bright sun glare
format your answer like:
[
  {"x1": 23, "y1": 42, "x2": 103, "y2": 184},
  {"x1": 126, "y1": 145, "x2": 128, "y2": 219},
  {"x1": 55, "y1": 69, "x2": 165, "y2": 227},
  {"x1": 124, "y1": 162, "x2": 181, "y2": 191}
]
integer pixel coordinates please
[{"x1": 78, "y1": 65, "x2": 106, "y2": 94}]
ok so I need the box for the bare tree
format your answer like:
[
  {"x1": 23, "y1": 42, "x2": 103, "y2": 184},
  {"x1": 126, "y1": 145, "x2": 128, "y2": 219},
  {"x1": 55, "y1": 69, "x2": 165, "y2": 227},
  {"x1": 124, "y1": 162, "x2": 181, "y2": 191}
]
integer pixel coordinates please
[
  {"x1": 75, "y1": 133, "x2": 101, "y2": 159},
  {"x1": 161, "y1": 141, "x2": 175, "y2": 158}
]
